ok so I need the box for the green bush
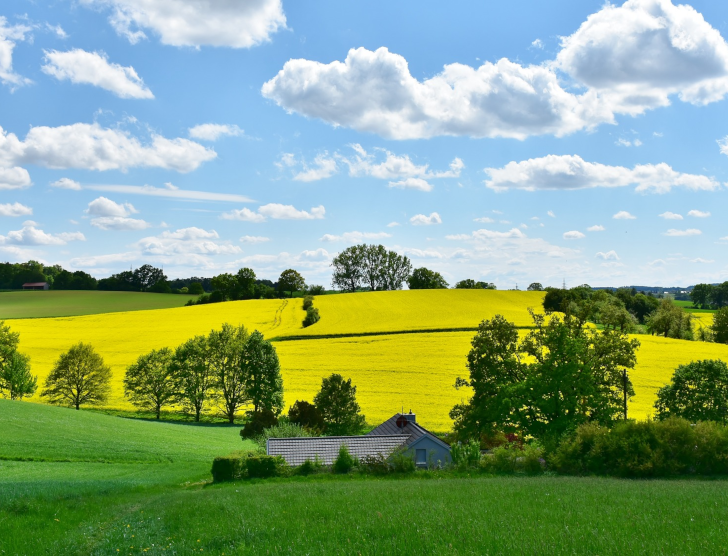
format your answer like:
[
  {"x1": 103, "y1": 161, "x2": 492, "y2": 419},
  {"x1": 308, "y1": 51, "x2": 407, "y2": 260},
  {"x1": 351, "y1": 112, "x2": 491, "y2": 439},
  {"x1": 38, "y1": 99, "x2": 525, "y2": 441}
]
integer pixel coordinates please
[
  {"x1": 333, "y1": 444, "x2": 355, "y2": 474},
  {"x1": 254, "y1": 422, "x2": 312, "y2": 449},
  {"x1": 211, "y1": 456, "x2": 244, "y2": 482},
  {"x1": 451, "y1": 439, "x2": 480, "y2": 469},
  {"x1": 360, "y1": 453, "x2": 390, "y2": 475},
  {"x1": 307, "y1": 285, "x2": 326, "y2": 295},
  {"x1": 245, "y1": 455, "x2": 287, "y2": 478},
  {"x1": 295, "y1": 456, "x2": 324, "y2": 476},
  {"x1": 390, "y1": 448, "x2": 416, "y2": 473},
  {"x1": 482, "y1": 445, "x2": 517, "y2": 474},
  {"x1": 521, "y1": 443, "x2": 545, "y2": 475},
  {"x1": 302, "y1": 295, "x2": 315, "y2": 311},
  {"x1": 302, "y1": 307, "x2": 320, "y2": 328},
  {"x1": 240, "y1": 409, "x2": 278, "y2": 439}
]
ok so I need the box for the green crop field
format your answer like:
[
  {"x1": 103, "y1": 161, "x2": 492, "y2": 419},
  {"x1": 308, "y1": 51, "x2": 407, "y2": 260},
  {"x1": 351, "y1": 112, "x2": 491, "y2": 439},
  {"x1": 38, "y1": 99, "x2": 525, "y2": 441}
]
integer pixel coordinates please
[
  {"x1": 0, "y1": 290, "x2": 198, "y2": 319},
  {"x1": 3, "y1": 400, "x2": 728, "y2": 555},
  {"x1": 674, "y1": 300, "x2": 716, "y2": 313}
]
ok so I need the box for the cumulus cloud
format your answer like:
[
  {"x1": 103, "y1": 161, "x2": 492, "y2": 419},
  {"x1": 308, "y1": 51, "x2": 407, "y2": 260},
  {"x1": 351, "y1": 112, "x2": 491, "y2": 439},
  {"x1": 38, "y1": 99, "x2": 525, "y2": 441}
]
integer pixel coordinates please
[
  {"x1": 0, "y1": 166, "x2": 31, "y2": 190},
  {"x1": 221, "y1": 204, "x2": 325, "y2": 222},
  {"x1": 563, "y1": 230, "x2": 586, "y2": 239},
  {"x1": 262, "y1": 46, "x2": 609, "y2": 140},
  {"x1": 240, "y1": 235, "x2": 270, "y2": 244},
  {"x1": 483, "y1": 154, "x2": 719, "y2": 193},
  {"x1": 664, "y1": 228, "x2": 702, "y2": 236},
  {"x1": 388, "y1": 177, "x2": 433, "y2": 192},
  {"x1": 293, "y1": 153, "x2": 338, "y2": 182},
  {"x1": 90, "y1": 216, "x2": 151, "y2": 231},
  {"x1": 0, "y1": 18, "x2": 32, "y2": 89},
  {"x1": 319, "y1": 231, "x2": 392, "y2": 243},
  {"x1": 688, "y1": 209, "x2": 711, "y2": 218},
  {"x1": 0, "y1": 123, "x2": 216, "y2": 173},
  {"x1": 0, "y1": 203, "x2": 32, "y2": 217},
  {"x1": 50, "y1": 177, "x2": 82, "y2": 190},
  {"x1": 135, "y1": 227, "x2": 241, "y2": 256},
  {"x1": 556, "y1": 0, "x2": 728, "y2": 114},
  {"x1": 41, "y1": 49, "x2": 154, "y2": 99},
  {"x1": 410, "y1": 212, "x2": 442, "y2": 226},
  {"x1": 86, "y1": 197, "x2": 150, "y2": 230},
  {"x1": 188, "y1": 124, "x2": 243, "y2": 141},
  {"x1": 0, "y1": 224, "x2": 85, "y2": 246},
  {"x1": 474, "y1": 217, "x2": 495, "y2": 224},
  {"x1": 587, "y1": 225, "x2": 605, "y2": 232},
  {"x1": 613, "y1": 211, "x2": 637, "y2": 220},
  {"x1": 596, "y1": 250, "x2": 620, "y2": 261},
  {"x1": 86, "y1": 196, "x2": 137, "y2": 217},
  {"x1": 659, "y1": 211, "x2": 683, "y2": 220},
  {"x1": 691, "y1": 257, "x2": 714, "y2": 263},
  {"x1": 386, "y1": 222, "x2": 400, "y2": 227},
  {"x1": 79, "y1": 0, "x2": 286, "y2": 48}
]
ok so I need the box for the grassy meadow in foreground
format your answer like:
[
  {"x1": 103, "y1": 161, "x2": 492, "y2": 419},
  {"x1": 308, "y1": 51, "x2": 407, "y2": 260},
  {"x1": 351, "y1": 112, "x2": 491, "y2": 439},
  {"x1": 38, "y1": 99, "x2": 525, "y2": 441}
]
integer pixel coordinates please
[{"x1": 0, "y1": 290, "x2": 197, "y2": 319}]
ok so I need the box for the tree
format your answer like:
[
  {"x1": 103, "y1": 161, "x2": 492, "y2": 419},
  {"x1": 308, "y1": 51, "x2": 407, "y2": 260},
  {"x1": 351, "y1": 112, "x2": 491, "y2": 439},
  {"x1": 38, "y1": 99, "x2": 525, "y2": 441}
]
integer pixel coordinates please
[
  {"x1": 380, "y1": 250, "x2": 412, "y2": 290},
  {"x1": 454, "y1": 279, "x2": 481, "y2": 289},
  {"x1": 211, "y1": 273, "x2": 237, "y2": 301},
  {"x1": 362, "y1": 244, "x2": 387, "y2": 291},
  {"x1": 313, "y1": 374, "x2": 366, "y2": 435},
  {"x1": 188, "y1": 282, "x2": 205, "y2": 295},
  {"x1": 41, "y1": 343, "x2": 112, "y2": 410},
  {"x1": 0, "y1": 321, "x2": 20, "y2": 367},
  {"x1": 172, "y1": 335, "x2": 216, "y2": 422},
  {"x1": 713, "y1": 307, "x2": 728, "y2": 344},
  {"x1": 407, "y1": 267, "x2": 449, "y2": 290},
  {"x1": 236, "y1": 267, "x2": 257, "y2": 299},
  {"x1": 288, "y1": 400, "x2": 325, "y2": 432},
  {"x1": 655, "y1": 360, "x2": 728, "y2": 423},
  {"x1": 691, "y1": 283, "x2": 715, "y2": 309},
  {"x1": 123, "y1": 348, "x2": 177, "y2": 419},
  {"x1": 208, "y1": 324, "x2": 249, "y2": 423},
  {"x1": 451, "y1": 311, "x2": 639, "y2": 446},
  {"x1": 331, "y1": 245, "x2": 365, "y2": 292},
  {"x1": 646, "y1": 299, "x2": 693, "y2": 339},
  {"x1": 133, "y1": 265, "x2": 166, "y2": 291},
  {"x1": 278, "y1": 269, "x2": 305, "y2": 298},
  {"x1": 0, "y1": 352, "x2": 37, "y2": 400},
  {"x1": 241, "y1": 330, "x2": 284, "y2": 415},
  {"x1": 527, "y1": 283, "x2": 543, "y2": 291},
  {"x1": 711, "y1": 282, "x2": 728, "y2": 309}
]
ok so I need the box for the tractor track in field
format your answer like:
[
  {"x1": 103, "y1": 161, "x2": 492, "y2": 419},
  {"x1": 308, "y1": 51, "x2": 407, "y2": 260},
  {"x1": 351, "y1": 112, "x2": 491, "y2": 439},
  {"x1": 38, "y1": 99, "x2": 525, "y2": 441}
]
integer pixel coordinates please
[{"x1": 269, "y1": 325, "x2": 538, "y2": 342}]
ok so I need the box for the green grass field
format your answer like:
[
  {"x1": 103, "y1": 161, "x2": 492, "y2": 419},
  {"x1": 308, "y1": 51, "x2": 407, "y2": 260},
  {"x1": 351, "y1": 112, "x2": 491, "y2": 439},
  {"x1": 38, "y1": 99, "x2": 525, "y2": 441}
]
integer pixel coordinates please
[
  {"x1": 0, "y1": 290, "x2": 198, "y2": 319},
  {"x1": 3, "y1": 400, "x2": 728, "y2": 555},
  {"x1": 674, "y1": 300, "x2": 716, "y2": 313}
]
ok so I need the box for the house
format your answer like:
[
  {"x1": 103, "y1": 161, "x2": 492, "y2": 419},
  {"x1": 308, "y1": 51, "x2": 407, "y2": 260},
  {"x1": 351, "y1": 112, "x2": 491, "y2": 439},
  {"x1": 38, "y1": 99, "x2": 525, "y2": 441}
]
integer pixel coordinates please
[
  {"x1": 22, "y1": 282, "x2": 49, "y2": 291},
  {"x1": 267, "y1": 412, "x2": 451, "y2": 468}
]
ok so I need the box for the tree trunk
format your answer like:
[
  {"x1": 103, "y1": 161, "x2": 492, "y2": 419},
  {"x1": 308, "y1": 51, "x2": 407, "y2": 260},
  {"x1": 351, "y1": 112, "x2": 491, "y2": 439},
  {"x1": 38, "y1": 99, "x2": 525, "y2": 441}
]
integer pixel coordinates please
[
  {"x1": 195, "y1": 407, "x2": 201, "y2": 422},
  {"x1": 156, "y1": 405, "x2": 161, "y2": 420}
]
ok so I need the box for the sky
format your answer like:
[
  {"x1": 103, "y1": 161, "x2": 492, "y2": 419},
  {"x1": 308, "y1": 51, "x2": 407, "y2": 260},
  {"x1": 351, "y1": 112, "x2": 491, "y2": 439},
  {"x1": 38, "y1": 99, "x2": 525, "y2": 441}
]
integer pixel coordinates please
[{"x1": 1, "y1": 0, "x2": 728, "y2": 288}]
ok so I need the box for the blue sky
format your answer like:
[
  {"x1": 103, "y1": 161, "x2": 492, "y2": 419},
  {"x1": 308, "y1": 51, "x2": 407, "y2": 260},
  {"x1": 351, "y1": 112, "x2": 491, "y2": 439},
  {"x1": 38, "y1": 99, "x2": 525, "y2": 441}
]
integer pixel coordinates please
[{"x1": 1, "y1": 0, "x2": 727, "y2": 288}]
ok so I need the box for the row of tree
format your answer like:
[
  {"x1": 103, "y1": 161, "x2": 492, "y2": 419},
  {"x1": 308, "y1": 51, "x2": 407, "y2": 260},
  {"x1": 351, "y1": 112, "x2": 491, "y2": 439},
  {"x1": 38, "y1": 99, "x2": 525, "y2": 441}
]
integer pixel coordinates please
[{"x1": 691, "y1": 282, "x2": 728, "y2": 309}]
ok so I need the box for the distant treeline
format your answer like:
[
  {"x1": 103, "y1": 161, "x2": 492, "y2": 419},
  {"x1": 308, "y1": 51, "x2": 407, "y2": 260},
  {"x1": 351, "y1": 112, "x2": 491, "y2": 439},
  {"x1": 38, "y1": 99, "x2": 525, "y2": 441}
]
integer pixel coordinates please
[{"x1": 691, "y1": 282, "x2": 728, "y2": 309}]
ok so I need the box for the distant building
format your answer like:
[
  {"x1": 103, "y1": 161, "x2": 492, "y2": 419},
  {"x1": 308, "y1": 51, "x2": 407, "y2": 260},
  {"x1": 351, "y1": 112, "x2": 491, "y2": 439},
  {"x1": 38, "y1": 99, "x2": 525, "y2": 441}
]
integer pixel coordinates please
[
  {"x1": 22, "y1": 282, "x2": 49, "y2": 291},
  {"x1": 267, "y1": 412, "x2": 451, "y2": 468}
]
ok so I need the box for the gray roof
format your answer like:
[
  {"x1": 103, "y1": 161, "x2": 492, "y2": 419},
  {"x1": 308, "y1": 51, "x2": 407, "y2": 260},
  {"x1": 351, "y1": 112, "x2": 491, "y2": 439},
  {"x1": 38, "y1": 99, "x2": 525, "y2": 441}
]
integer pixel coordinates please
[
  {"x1": 267, "y1": 435, "x2": 409, "y2": 466},
  {"x1": 367, "y1": 413, "x2": 450, "y2": 451}
]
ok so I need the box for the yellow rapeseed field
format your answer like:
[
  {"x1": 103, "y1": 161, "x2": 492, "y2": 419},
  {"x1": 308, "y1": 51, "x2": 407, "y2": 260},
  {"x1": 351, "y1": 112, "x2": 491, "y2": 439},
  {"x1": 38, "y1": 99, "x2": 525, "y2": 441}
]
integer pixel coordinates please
[{"x1": 8, "y1": 290, "x2": 728, "y2": 431}]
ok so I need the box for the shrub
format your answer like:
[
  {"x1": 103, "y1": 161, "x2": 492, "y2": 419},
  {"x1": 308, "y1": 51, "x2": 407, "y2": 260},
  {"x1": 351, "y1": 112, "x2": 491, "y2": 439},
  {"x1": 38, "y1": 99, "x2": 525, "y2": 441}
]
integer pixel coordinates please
[
  {"x1": 333, "y1": 444, "x2": 355, "y2": 474},
  {"x1": 254, "y1": 422, "x2": 312, "y2": 449},
  {"x1": 288, "y1": 400, "x2": 325, "y2": 433},
  {"x1": 451, "y1": 439, "x2": 480, "y2": 469},
  {"x1": 211, "y1": 456, "x2": 244, "y2": 482},
  {"x1": 521, "y1": 443, "x2": 545, "y2": 475},
  {"x1": 307, "y1": 285, "x2": 326, "y2": 295},
  {"x1": 302, "y1": 307, "x2": 320, "y2": 327},
  {"x1": 482, "y1": 444, "x2": 518, "y2": 474},
  {"x1": 188, "y1": 282, "x2": 205, "y2": 295},
  {"x1": 295, "y1": 456, "x2": 324, "y2": 476},
  {"x1": 693, "y1": 421, "x2": 728, "y2": 475},
  {"x1": 390, "y1": 448, "x2": 416, "y2": 473},
  {"x1": 240, "y1": 409, "x2": 278, "y2": 439},
  {"x1": 245, "y1": 455, "x2": 287, "y2": 478},
  {"x1": 360, "y1": 453, "x2": 390, "y2": 475},
  {"x1": 302, "y1": 295, "x2": 315, "y2": 311}
]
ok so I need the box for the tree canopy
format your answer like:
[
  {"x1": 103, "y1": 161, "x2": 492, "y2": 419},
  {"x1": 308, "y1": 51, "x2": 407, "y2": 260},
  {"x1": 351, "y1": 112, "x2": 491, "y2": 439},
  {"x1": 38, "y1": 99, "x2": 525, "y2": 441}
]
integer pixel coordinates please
[
  {"x1": 41, "y1": 343, "x2": 112, "y2": 410},
  {"x1": 313, "y1": 373, "x2": 366, "y2": 435},
  {"x1": 278, "y1": 269, "x2": 306, "y2": 297},
  {"x1": 655, "y1": 360, "x2": 728, "y2": 423},
  {"x1": 123, "y1": 348, "x2": 177, "y2": 419},
  {"x1": 407, "y1": 267, "x2": 449, "y2": 290},
  {"x1": 331, "y1": 244, "x2": 411, "y2": 292},
  {"x1": 241, "y1": 331, "x2": 284, "y2": 415}
]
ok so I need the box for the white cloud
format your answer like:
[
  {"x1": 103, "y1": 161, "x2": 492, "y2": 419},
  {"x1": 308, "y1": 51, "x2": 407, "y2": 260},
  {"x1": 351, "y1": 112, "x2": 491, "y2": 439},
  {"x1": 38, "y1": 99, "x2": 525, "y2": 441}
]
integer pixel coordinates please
[
  {"x1": 262, "y1": 46, "x2": 609, "y2": 140},
  {"x1": 0, "y1": 18, "x2": 32, "y2": 89},
  {"x1": 221, "y1": 204, "x2": 325, "y2": 222},
  {"x1": 664, "y1": 228, "x2": 702, "y2": 237},
  {"x1": 259, "y1": 204, "x2": 325, "y2": 220},
  {"x1": 659, "y1": 211, "x2": 683, "y2": 220},
  {"x1": 410, "y1": 212, "x2": 442, "y2": 226},
  {"x1": 135, "y1": 227, "x2": 241, "y2": 256},
  {"x1": 691, "y1": 258, "x2": 714, "y2": 264},
  {"x1": 388, "y1": 177, "x2": 433, "y2": 192},
  {"x1": 50, "y1": 177, "x2": 82, "y2": 190},
  {"x1": 0, "y1": 166, "x2": 31, "y2": 190},
  {"x1": 0, "y1": 123, "x2": 216, "y2": 173},
  {"x1": 484, "y1": 154, "x2": 719, "y2": 193},
  {"x1": 86, "y1": 184, "x2": 251, "y2": 203},
  {"x1": 0, "y1": 224, "x2": 85, "y2": 246},
  {"x1": 70, "y1": 251, "x2": 137, "y2": 268},
  {"x1": 90, "y1": 216, "x2": 151, "y2": 231},
  {"x1": 556, "y1": 0, "x2": 728, "y2": 114},
  {"x1": 188, "y1": 124, "x2": 243, "y2": 141},
  {"x1": 448, "y1": 228, "x2": 526, "y2": 240},
  {"x1": 613, "y1": 211, "x2": 637, "y2": 220},
  {"x1": 474, "y1": 217, "x2": 495, "y2": 223},
  {"x1": 547, "y1": 211, "x2": 556, "y2": 218},
  {"x1": 531, "y1": 39, "x2": 544, "y2": 49},
  {"x1": 319, "y1": 231, "x2": 392, "y2": 243},
  {"x1": 0, "y1": 203, "x2": 32, "y2": 217},
  {"x1": 587, "y1": 225, "x2": 605, "y2": 232},
  {"x1": 86, "y1": 196, "x2": 137, "y2": 217},
  {"x1": 293, "y1": 153, "x2": 338, "y2": 182},
  {"x1": 400, "y1": 248, "x2": 443, "y2": 259},
  {"x1": 386, "y1": 222, "x2": 400, "y2": 228},
  {"x1": 563, "y1": 230, "x2": 586, "y2": 240},
  {"x1": 688, "y1": 209, "x2": 711, "y2": 218},
  {"x1": 80, "y1": 0, "x2": 286, "y2": 48},
  {"x1": 240, "y1": 235, "x2": 270, "y2": 244},
  {"x1": 596, "y1": 250, "x2": 620, "y2": 261},
  {"x1": 41, "y1": 49, "x2": 154, "y2": 99}
]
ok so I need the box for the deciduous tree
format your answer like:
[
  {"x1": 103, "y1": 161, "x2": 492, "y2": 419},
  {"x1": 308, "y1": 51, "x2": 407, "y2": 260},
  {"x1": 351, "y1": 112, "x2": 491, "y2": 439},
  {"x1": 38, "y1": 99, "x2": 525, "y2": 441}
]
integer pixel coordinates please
[
  {"x1": 314, "y1": 374, "x2": 366, "y2": 435},
  {"x1": 713, "y1": 307, "x2": 728, "y2": 344},
  {"x1": 277, "y1": 269, "x2": 305, "y2": 298},
  {"x1": 172, "y1": 335, "x2": 216, "y2": 422},
  {"x1": 208, "y1": 324, "x2": 249, "y2": 423},
  {"x1": 241, "y1": 331, "x2": 284, "y2": 414},
  {"x1": 407, "y1": 267, "x2": 449, "y2": 290},
  {"x1": 41, "y1": 343, "x2": 112, "y2": 410},
  {"x1": 331, "y1": 245, "x2": 365, "y2": 292},
  {"x1": 655, "y1": 360, "x2": 728, "y2": 423},
  {"x1": 0, "y1": 352, "x2": 37, "y2": 400},
  {"x1": 123, "y1": 348, "x2": 177, "y2": 419}
]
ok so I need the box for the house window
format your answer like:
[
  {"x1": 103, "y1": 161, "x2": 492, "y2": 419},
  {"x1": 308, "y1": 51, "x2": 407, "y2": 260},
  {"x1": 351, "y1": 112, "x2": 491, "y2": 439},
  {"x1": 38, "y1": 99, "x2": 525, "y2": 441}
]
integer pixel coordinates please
[{"x1": 416, "y1": 449, "x2": 427, "y2": 465}]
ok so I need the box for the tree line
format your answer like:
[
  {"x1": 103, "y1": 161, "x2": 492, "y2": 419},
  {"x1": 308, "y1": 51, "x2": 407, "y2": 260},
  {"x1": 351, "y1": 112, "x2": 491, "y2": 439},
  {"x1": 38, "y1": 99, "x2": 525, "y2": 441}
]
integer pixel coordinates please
[{"x1": 691, "y1": 282, "x2": 728, "y2": 309}]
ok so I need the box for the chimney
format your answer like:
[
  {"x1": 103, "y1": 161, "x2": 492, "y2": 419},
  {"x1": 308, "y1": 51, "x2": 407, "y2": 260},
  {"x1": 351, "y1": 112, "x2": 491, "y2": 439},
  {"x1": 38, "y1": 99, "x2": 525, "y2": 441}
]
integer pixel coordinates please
[{"x1": 404, "y1": 410, "x2": 416, "y2": 424}]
